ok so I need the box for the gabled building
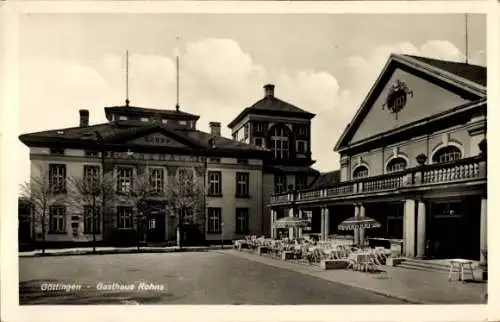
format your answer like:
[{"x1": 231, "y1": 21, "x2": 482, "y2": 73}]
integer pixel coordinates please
[
  {"x1": 269, "y1": 54, "x2": 487, "y2": 263},
  {"x1": 228, "y1": 84, "x2": 320, "y2": 237},
  {"x1": 19, "y1": 103, "x2": 270, "y2": 246}
]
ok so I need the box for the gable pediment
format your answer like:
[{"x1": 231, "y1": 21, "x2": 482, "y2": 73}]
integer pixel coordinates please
[{"x1": 336, "y1": 55, "x2": 486, "y2": 151}]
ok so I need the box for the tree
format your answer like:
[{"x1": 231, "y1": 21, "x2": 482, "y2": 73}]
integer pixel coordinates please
[
  {"x1": 116, "y1": 169, "x2": 165, "y2": 251},
  {"x1": 164, "y1": 167, "x2": 206, "y2": 248},
  {"x1": 66, "y1": 171, "x2": 117, "y2": 253},
  {"x1": 20, "y1": 167, "x2": 66, "y2": 255}
]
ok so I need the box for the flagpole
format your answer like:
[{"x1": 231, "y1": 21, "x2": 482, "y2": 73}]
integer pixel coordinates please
[
  {"x1": 125, "y1": 50, "x2": 130, "y2": 106},
  {"x1": 465, "y1": 14, "x2": 469, "y2": 65},
  {"x1": 175, "y1": 37, "x2": 180, "y2": 112}
]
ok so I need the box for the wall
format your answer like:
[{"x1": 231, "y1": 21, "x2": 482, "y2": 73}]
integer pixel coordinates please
[
  {"x1": 349, "y1": 68, "x2": 471, "y2": 144},
  {"x1": 205, "y1": 163, "x2": 263, "y2": 241},
  {"x1": 346, "y1": 120, "x2": 484, "y2": 180}
]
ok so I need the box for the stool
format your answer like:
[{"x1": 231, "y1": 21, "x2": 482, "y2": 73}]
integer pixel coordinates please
[{"x1": 448, "y1": 259, "x2": 476, "y2": 282}]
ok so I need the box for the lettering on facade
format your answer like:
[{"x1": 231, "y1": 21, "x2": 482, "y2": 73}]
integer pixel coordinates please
[
  {"x1": 108, "y1": 151, "x2": 202, "y2": 163},
  {"x1": 145, "y1": 135, "x2": 169, "y2": 145}
]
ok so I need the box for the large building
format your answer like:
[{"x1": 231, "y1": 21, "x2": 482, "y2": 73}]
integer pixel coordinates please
[
  {"x1": 19, "y1": 84, "x2": 319, "y2": 247},
  {"x1": 269, "y1": 54, "x2": 487, "y2": 263}
]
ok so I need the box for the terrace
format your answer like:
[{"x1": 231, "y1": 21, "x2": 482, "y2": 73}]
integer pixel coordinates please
[{"x1": 269, "y1": 153, "x2": 486, "y2": 207}]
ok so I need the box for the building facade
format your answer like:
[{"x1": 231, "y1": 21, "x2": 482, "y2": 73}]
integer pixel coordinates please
[
  {"x1": 228, "y1": 84, "x2": 319, "y2": 237},
  {"x1": 269, "y1": 54, "x2": 487, "y2": 263},
  {"x1": 20, "y1": 104, "x2": 269, "y2": 246}
]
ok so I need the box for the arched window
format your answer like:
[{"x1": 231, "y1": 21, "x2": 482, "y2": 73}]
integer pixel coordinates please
[
  {"x1": 432, "y1": 146, "x2": 462, "y2": 164},
  {"x1": 386, "y1": 157, "x2": 407, "y2": 173},
  {"x1": 269, "y1": 125, "x2": 290, "y2": 160},
  {"x1": 353, "y1": 166, "x2": 369, "y2": 179}
]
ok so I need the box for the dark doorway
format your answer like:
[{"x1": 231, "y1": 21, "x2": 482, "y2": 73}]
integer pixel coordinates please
[
  {"x1": 426, "y1": 197, "x2": 480, "y2": 260},
  {"x1": 146, "y1": 212, "x2": 166, "y2": 243}
]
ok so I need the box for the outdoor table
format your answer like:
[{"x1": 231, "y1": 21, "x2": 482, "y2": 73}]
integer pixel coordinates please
[{"x1": 448, "y1": 259, "x2": 476, "y2": 282}]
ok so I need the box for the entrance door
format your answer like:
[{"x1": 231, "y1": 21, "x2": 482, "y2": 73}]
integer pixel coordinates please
[
  {"x1": 427, "y1": 200, "x2": 477, "y2": 259},
  {"x1": 146, "y1": 212, "x2": 166, "y2": 243}
]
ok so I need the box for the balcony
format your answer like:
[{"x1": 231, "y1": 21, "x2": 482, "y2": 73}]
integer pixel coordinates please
[{"x1": 269, "y1": 155, "x2": 486, "y2": 206}]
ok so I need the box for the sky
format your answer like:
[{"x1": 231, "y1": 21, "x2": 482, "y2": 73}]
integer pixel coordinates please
[{"x1": 17, "y1": 13, "x2": 486, "y2": 191}]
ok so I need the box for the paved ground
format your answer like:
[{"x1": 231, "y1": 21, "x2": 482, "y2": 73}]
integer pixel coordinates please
[
  {"x1": 19, "y1": 251, "x2": 405, "y2": 305},
  {"x1": 225, "y1": 250, "x2": 487, "y2": 304}
]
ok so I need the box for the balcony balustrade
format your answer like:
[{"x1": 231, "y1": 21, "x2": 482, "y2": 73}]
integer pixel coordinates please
[{"x1": 270, "y1": 155, "x2": 486, "y2": 205}]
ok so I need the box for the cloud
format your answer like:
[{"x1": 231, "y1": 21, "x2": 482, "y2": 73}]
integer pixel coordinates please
[{"x1": 18, "y1": 37, "x2": 484, "y2": 190}]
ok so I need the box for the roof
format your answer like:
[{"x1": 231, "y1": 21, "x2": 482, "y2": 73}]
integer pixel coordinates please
[
  {"x1": 334, "y1": 54, "x2": 487, "y2": 152},
  {"x1": 19, "y1": 121, "x2": 270, "y2": 158},
  {"x1": 309, "y1": 170, "x2": 341, "y2": 189},
  {"x1": 403, "y1": 55, "x2": 486, "y2": 86},
  {"x1": 264, "y1": 165, "x2": 319, "y2": 175},
  {"x1": 227, "y1": 91, "x2": 315, "y2": 128},
  {"x1": 104, "y1": 105, "x2": 200, "y2": 121}
]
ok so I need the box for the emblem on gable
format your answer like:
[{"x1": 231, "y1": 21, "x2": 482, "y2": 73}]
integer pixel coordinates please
[{"x1": 382, "y1": 80, "x2": 413, "y2": 120}]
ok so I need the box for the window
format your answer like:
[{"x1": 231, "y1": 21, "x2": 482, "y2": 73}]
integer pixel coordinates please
[
  {"x1": 386, "y1": 157, "x2": 407, "y2": 173},
  {"x1": 255, "y1": 123, "x2": 264, "y2": 133},
  {"x1": 83, "y1": 205, "x2": 101, "y2": 234},
  {"x1": 236, "y1": 172, "x2": 249, "y2": 197},
  {"x1": 270, "y1": 125, "x2": 290, "y2": 160},
  {"x1": 85, "y1": 150, "x2": 99, "y2": 158},
  {"x1": 140, "y1": 117, "x2": 149, "y2": 122},
  {"x1": 244, "y1": 124, "x2": 249, "y2": 138},
  {"x1": 353, "y1": 166, "x2": 369, "y2": 179},
  {"x1": 274, "y1": 174, "x2": 287, "y2": 193},
  {"x1": 179, "y1": 207, "x2": 194, "y2": 224},
  {"x1": 254, "y1": 137, "x2": 264, "y2": 147},
  {"x1": 149, "y1": 167, "x2": 164, "y2": 193},
  {"x1": 209, "y1": 157, "x2": 221, "y2": 163},
  {"x1": 298, "y1": 125, "x2": 307, "y2": 137},
  {"x1": 118, "y1": 116, "x2": 128, "y2": 121},
  {"x1": 179, "y1": 120, "x2": 187, "y2": 126},
  {"x1": 49, "y1": 205, "x2": 66, "y2": 233},
  {"x1": 49, "y1": 164, "x2": 66, "y2": 194},
  {"x1": 237, "y1": 159, "x2": 248, "y2": 164},
  {"x1": 50, "y1": 148, "x2": 65, "y2": 155},
  {"x1": 83, "y1": 165, "x2": 100, "y2": 192},
  {"x1": 296, "y1": 141, "x2": 307, "y2": 154},
  {"x1": 207, "y1": 208, "x2": 221, "y2": 233},
  {"x1": 295, "y1": 175, "x2": 308, "y2": 190},
  {"x1": 386, "y1": 204, "x2": 403, "y2": 239},
  {"x1": 232, "y1": 133, "x2": 237, "y2": 141},
  {"x1": 432, "y1": 146, "x2": 462, "y2": 164},
  {"x1": 117, "y1": 167, "x2": 133, "y2": 193},
  {"x1": 177, "y1": 168, "x2": 195, "y2": 195},
  {"x1": 162, "y1": 119, "x2": 168, "y2": 124},
  {"x1": 208, "y1": 171, "x2": 222, "y2": 196},
  {"x1": 117, "y1": 206, "x2": 133, "y2": 229},
  {"x1": 235, "y1": 208, "x2": 249, "y2": 234}
]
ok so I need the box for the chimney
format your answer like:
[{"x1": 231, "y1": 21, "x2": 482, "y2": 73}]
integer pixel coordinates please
[
  {"x1": 79, "y1": 109, "x2": 89, "y2": 127},
  {"x1": 209, "y1": 122, "x2": 221, "y2": 136},
  {"x1": 264, "y1": 84, "x2": 275, "y2": 98}
]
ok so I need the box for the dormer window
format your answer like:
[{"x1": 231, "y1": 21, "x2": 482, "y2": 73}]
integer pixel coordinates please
[
  {"x1": 179, "y1": 120, "x2": 187, "y2": 126},
  {"x1": 140, "y1": 117, "x2": 149, "y2": 122},
  {"x1": 50, "y1": 148, "x2": 65, "y2": 155},
  {"x1": 119, "y1": 116, "x2": 128, "y2": 121},
  {"x1": 162, "y1": 119, "x2": 168, "y2": 124}
]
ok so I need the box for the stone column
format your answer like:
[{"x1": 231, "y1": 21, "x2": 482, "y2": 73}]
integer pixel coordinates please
[
  {"x1": 416, "y1": 200, "x2": 426, "y2": 258},
  {"x1": 298, "y1": 209, "x2": 304, "y2": 239},
  {"x1": 404, "y1": 199, "x2": 416, "y2": 257},
  {"x1": 271, "y1": 210, "x2": 277, "y2": 239},
  {"x1": 358, "y1": 204, "x2": 365, "y2": 247},
  {"x1": 353, "y1": 204, "x2": 360, "y2": 246},
  {"x1": 480, "y1": 196, "x2": 487, "y2": 264},
  {"x1": 324, "y1": 208, "x2": 330, "y2": 240},
  {"x1": 288, "y1": 207, "x2": 295, "y2": 239},
  {"x1": 320, "y1": 208, "x2": 326, "y2": 241}
]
